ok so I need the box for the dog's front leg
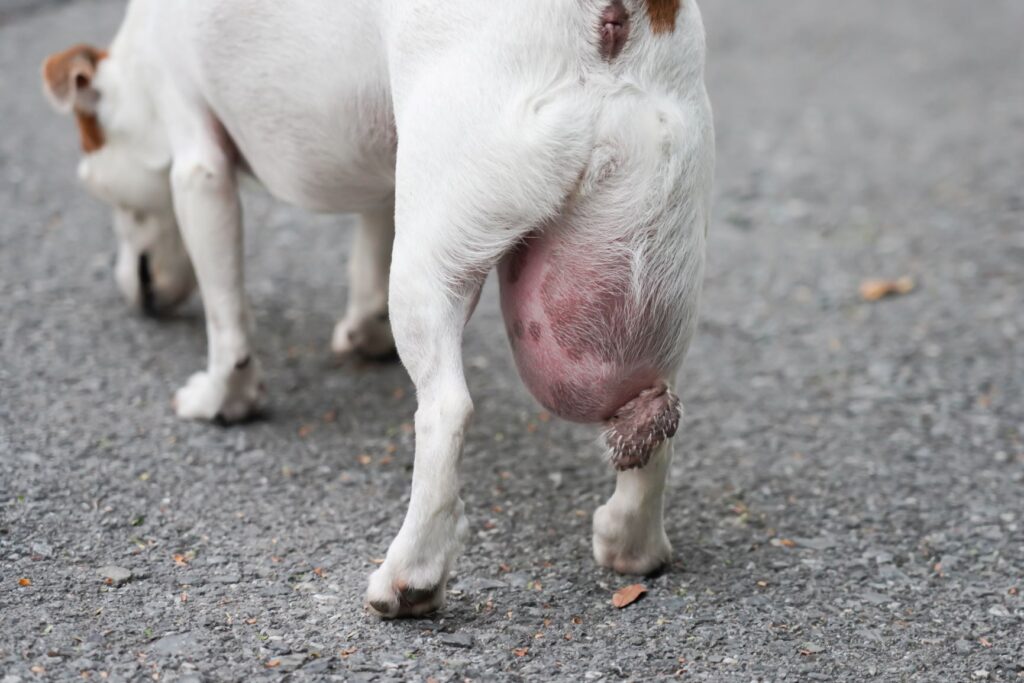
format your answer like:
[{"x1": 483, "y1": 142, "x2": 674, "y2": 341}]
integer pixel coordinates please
[
  {"x1": 331, "y1": 201, "x2": 396, "y2": 359},
  {"x1": 168, "y1": 128, "x2": 261, "y2": 422}
]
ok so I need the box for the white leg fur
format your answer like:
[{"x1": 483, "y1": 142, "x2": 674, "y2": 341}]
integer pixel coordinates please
[
  {"x1": 363, "y1": 237, "x2": 477, "y2": 618},
  {"x1": 593, "y1": 439, "x2": 674, "y2": 575},
  {"x1": 331, "y1": 202, "x2": 396, "y2": 358},
  {"x1": 366, "y1": 57, "x2": 592, "y2": 615},
  {"x1": 168, "y1": 133, "x2": 261, "y2": 422}
]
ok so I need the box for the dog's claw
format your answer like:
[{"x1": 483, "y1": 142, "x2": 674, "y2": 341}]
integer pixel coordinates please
[{"x1": 367, "y1": 583, "x2": 445, "y2": 619}]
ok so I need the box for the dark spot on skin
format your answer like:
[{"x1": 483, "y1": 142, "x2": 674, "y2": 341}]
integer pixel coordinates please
[
  {"x1": 599, "y1": 0, "x2": 631, "y2": 61},
  {"x1": 513, "y1": 320, "x2": 525, "y2": 340},
  {"x1": 529, "y1": 322, "x2": 542, "y2": 342},
  {"x1": 235, "y1": 355, "x2": 251, "y2": 370},
  {"x1": 137, "y1": 253, "x2": 158, "y2": 317}
]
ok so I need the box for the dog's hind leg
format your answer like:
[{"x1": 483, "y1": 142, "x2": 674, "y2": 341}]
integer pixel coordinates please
[
  {"x1": 332, "y1": 200, "x2": 397, "y2": 359},
  {"x1": 364, "y1": 65, "x2": 592, "y2": 618},
  {"x1": 593, "y1": 438, "x2": 675, "y2": 575}
]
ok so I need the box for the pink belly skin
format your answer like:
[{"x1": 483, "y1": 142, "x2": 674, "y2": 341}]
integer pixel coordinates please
[{"x1": 499, "y1": 231, "x2": 681, "y2": 470}]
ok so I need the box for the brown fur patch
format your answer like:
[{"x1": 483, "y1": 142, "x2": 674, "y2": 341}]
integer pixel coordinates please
[
  {"x1": 644, "y1": 0, "x2": 680, "y2": 34},
  {"x1": 42, "y1": 44, "x2": 108, "y2": 153},
  {"x1": 75, "y1": 111, "x2": 104, "y2": 153}
]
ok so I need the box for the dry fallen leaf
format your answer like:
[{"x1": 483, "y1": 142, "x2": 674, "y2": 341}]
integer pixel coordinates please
[
  {"x1": 19, "y1": 578, "x2": 31, "y2": 587},
  {"x1": 312, "y1": 567, "x2": 326, "y2": 578},
  {"x1": 266, "y1": 659, "x2": 281, "y2": 669},
  {"x1": 859, "y1": 276, "x2": 915, "y2": 302},
  {"x1": 980, "y1": 637, "x2": 993, "y2": 648},
  {"x1": 298, "y1": 424, "x2": 315, "y2": 439},
  {"x1": 513, "y1": 647, "x2": 529, "y2": 657},
  {"x1": 339, "y1": 647, "x2": 357, "y2": 659},
  {"x1": 173, "y1": 554, "x2": 189, "y2": 567},
  {"x1": 357, "y1": 454, "x2": 373, "y2": 466},
  {"x1": 612, "y1": 584, "x2": 648, "y2": 609},
  {"x1": 31, "y1": 665, "x2": 45, "y2": 674}
]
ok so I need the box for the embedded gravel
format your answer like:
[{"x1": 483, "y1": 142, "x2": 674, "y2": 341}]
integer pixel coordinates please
[{"x1": 1, "y1": 1, "x2": 1022, "y2": 681}]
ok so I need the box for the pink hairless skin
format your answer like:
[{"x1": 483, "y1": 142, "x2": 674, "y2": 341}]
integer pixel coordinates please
[{"x1": 500, "y1": 230, "x2": 682, "y2": 471}]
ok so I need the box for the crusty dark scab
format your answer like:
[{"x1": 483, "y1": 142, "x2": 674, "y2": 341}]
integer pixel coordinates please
[{"x1": 604, "y1": 382, "x2": 681, "y2": 470}]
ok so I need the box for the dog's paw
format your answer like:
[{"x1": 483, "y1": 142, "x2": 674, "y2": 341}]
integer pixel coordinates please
[
  {"x1": 366, "y1": 568, "x2": 447, "y2": 619},
  {"x1": 365, "y1": 501, "x2": 468, "y2": 619},
  {"x1": 172, "y1": 360, "x2": 263, "y2": 422},
  {"x1": 593, "y1": 502, "x2": 672, "y2": 575},
  {"x1": 331, "y1": 312, "x2": 395, "y2": 359}
]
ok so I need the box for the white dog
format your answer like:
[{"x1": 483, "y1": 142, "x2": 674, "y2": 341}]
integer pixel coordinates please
[{"x1": 43, "y1": 0, "x2": 714, "y2": 617}]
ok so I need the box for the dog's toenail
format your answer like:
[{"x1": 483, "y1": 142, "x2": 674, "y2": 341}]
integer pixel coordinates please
[
  {"x1": 235, "y1": 355, "x2": 251, "y2": 370},
  {"x1": 399, "y1": 586, "x2": 437, "y2": 607},
  {"x1": 368, "y1": 600, "x2": 394, "y2": 615}
]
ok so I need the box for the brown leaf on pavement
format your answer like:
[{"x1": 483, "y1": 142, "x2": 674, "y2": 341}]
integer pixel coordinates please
[
  {"x1": 612, "y1": 584, "x2": 648, "y2": 608},
  {"x1": 859, "y1": 276, "x2": 915, "y2": 302}
]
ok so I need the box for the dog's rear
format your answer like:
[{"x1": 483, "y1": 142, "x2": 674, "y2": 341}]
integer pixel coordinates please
[
  {"x1": 41, "y1": 0, "x2": 715, "y2": 617},
  {"x1": 498, "y1": 0, "x2": 714, "y2": 470}
]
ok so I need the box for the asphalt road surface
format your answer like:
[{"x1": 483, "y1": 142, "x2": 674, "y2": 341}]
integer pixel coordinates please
[{"x1": 2, "y1": 1, "x2": 1022, "y2": 681}]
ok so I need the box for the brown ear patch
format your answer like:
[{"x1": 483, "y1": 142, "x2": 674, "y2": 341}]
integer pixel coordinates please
[
  {"x1": 42, "y1": 44, "x2": 107, "y2": 110},
  {"x1": 644, "y1": 0, "x2": 680, "y2": 34},
  {"x1": 41, "y1": 44, "x2": 108, "y2": 152},
  {"x1": 76, "y1": 110, "x2": 105, "y2": 153}
]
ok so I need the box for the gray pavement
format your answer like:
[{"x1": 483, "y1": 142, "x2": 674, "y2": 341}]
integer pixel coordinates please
[{"x1": 2, "y1": 1, "x2": 1023, "y2": 681}]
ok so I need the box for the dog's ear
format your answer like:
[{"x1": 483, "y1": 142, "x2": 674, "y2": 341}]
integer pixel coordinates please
[{"x1": 42, "y1": 44, "x2": 107, "y2": 114}]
